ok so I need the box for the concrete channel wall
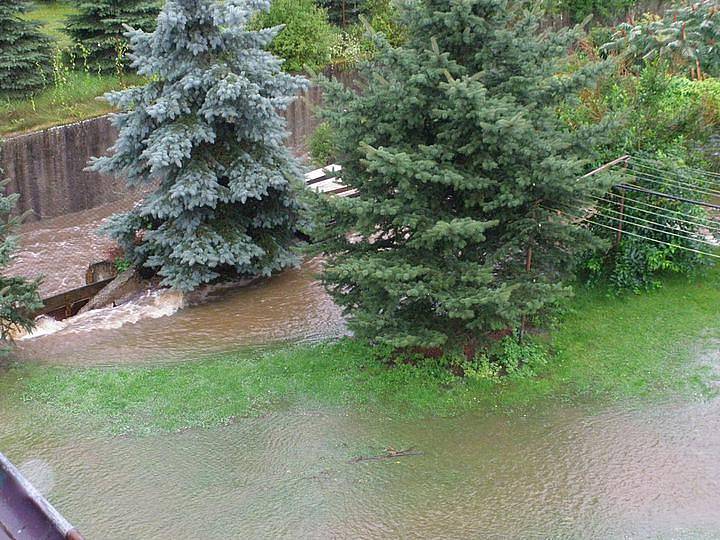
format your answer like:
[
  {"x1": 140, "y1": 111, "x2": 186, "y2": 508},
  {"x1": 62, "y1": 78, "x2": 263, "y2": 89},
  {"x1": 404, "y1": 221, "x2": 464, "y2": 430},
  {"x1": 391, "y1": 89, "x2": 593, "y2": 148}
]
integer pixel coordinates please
[{"x1": 0, "y1": 70, "x2": 356, "y2": 222}]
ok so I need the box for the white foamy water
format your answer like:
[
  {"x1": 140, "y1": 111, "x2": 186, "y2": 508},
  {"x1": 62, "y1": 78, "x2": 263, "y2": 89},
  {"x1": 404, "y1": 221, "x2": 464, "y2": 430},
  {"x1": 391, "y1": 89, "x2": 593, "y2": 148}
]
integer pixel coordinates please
[{"x1": 19, "y1": 289, "x2": 185, "y2": 341}]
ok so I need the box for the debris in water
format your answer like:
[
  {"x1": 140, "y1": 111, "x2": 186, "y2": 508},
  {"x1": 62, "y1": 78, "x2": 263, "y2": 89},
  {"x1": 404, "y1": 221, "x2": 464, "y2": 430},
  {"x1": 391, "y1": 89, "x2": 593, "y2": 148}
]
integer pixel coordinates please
[{"x1": 348, "y1": 447, "x2": 423, "y2": 463}]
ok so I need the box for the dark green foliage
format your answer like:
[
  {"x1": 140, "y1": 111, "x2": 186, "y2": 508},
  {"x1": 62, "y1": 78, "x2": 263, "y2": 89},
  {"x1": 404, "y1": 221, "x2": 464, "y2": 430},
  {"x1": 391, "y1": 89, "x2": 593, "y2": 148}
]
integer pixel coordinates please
[
  {"x1": 0, "y1": 0, "x2": 53, "y2": 99},
  {"x1": 319, "y1": 0, "x2": 364, "y2": 26},
  {"x1": 362, "y1": 0, "x2": 405, "y2": 45},
  {"x1": 545, "y1": 0, "x2": 639, "y2": 24},
  {"x1": 252, "y1": 0, "x2": 335, "y2": 73},
  {"x1": 566, "y1": 62, "x2": 720, "y2": 292},
  {"x1": 312, "y1": 0, "x2": 613, "y2": 351},
  {"x1": 460, "y1": 336, "x2": 550, "y2": 381},
  {"x1": 605, "y1": 1, "x2": 720, "y2": 79},
  {"x1": 309, "y1": 122, "x2": 338, "y2": 166},
  {"x1": 65, "y1": 0, "x2": 159, "y2": 74},
  {"x1": 0, "y1": 154, "x2": 41, "y2": 341},
  {"x1": 583, "y1": 185, "x2": 713, "y2": 293}
]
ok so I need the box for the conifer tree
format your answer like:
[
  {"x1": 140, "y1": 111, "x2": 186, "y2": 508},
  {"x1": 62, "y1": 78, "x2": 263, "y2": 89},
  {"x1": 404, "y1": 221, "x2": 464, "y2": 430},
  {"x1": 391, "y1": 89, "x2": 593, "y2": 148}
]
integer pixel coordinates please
[
  {"x1": 312, "y1": 0, "x2": 612, "y2": 352},
  {"x1": 66, "y1": 0, "x2": 159, "y2": 73},
  {"x1": 0, "y1": 0, "x2": 53, "y2": 99},
  {"x1": 90, "y1": 0, "x2": 308, "y2": 292},
  {"x1": 0, "y1": 158, "x2": 41, "y2": 341}
]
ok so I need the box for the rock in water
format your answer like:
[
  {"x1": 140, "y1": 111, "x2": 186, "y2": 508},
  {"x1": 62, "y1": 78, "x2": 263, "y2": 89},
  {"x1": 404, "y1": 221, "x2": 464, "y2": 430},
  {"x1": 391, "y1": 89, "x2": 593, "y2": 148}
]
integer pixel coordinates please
[{"x1": 78, "y1": 268, "x2": 143, "y2": 314}]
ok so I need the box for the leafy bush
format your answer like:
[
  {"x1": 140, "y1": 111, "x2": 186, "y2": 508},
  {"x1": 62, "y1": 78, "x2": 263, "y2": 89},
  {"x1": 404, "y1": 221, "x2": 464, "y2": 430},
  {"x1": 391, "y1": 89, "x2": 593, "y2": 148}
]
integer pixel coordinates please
[
  {"x1": 328, "y1": 0, "x2": 405, "y2": 68},
  {"x1": 308, "y1": 122, "x2": 337, "y2": 166},
  {"x1": 462, "y1": 338, "x2": 550, "y2": 381},
  {"x1": 566, "y1": 63, "x2": 720, "y2": 293},
  {"x1": 362, "y1": 0, "x2": 405, "y2": 45},
  {"x1": 253, "y1": 0, "x2": 335, "y2": 73}
]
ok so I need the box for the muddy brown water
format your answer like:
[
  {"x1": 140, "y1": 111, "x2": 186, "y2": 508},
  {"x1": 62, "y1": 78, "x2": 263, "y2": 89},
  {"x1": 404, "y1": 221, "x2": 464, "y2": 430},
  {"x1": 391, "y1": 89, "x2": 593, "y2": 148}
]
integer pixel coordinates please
[
  {"x1": 7, "y1": 199, "x2": 346, "y2": 364},
  {"x1": 1, "y1": 393, "x2": 720, "y2": 538},
  {"x1": 2, "y1": 206, "x2": 720, "y2": 538}
]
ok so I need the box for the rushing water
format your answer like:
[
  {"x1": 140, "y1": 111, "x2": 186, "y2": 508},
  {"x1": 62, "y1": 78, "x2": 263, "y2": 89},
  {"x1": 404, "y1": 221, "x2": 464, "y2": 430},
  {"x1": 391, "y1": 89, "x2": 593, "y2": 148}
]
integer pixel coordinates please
[
  {"x1": 13, "y1": 260, "x2": 346, "y2": 365},
  {"x1": 7, "y1": 198, "x2": 346, "y2": 364},
  {"x1": 7, "y1": 199, "x2": 137, "y2": 298},
  {"x1": 2, "y1": 206, "x2": 720, "y2": 538}
]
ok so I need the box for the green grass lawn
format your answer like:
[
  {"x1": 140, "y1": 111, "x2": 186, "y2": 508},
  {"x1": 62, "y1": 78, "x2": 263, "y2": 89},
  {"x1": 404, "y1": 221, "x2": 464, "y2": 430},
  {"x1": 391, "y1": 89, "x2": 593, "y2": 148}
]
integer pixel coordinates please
[
  {"x1": 22, "y1": 1, "x2": 77, "y2": 49},
  {"x1": 7, "y1": 267, "x2": 719, "y2": 436},
  {"x1": 0, "y1": 72, "x2": 142, "y2": 136}
]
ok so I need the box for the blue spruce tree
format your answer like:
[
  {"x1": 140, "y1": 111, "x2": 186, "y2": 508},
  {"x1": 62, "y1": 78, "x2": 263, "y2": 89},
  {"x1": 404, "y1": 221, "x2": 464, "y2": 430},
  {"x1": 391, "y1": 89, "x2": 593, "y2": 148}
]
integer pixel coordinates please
[{"x1": 91, "y1": 0, "x2": 308, "y2": 291}]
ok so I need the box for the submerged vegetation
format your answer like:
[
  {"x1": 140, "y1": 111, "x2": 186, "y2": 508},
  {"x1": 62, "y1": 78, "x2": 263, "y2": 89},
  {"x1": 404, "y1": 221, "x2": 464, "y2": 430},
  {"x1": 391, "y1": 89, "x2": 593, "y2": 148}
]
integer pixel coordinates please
[{"x1": 9, "y1": 268, "x2": 719, "y2": 435}]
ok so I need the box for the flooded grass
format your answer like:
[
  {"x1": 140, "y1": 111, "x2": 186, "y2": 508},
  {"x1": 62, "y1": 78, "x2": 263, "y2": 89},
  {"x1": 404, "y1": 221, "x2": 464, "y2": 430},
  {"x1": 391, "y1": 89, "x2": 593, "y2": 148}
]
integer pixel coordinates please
[{"x1": 7, "y1": 267, "x2": 720, "y2": 436}]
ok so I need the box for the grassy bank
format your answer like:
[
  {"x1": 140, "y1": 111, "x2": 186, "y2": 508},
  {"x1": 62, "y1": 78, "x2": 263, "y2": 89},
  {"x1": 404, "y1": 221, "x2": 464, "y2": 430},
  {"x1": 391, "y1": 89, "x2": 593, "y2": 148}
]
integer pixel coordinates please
[
  {"x1": 0, "y1": 72, "x2": 141, "y2": 136},
  {"x1": 0, "y1": 1, "x2": 137, "y2": 135},
  {"x1": 8, "y1": 268, "x2": 719, "y2": 435}
]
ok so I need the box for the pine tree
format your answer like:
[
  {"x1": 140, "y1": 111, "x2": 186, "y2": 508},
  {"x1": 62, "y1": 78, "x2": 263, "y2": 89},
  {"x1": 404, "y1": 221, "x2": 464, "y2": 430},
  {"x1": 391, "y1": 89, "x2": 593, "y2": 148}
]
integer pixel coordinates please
[
  {"x1": 0, "y1": 0, "x2": 53, "y2": 99},
  {"x1": 0, "y1": 157, "x2": 41, "y2": 341},
  {"x1": 66, "y1": 0, "x2": 159, "y2": 74},
  {"x1": 312, "y1": 0, "x2": 613, "y2": 352},
  {"x1": 90, "y1": 0, "x2": 308, "y2": 292}
]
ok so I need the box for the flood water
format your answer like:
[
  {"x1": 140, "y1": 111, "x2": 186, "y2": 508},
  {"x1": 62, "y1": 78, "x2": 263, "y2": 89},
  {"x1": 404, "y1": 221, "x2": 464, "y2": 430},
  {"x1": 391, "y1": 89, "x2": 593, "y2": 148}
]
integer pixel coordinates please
[
  {"x1": 2, "y1": 206, "x2": 720, "y2": 538},
  {"x1": 7, "y1": 199, "x2": 346, "y2": 364},
  {"x1": 2, "y1": 388, "x2": 720, "y2": 538}
]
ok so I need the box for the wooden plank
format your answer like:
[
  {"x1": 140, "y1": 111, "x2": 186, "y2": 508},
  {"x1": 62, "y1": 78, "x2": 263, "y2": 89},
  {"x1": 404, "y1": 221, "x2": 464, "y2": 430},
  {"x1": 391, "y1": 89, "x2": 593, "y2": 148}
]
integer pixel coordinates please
[
  {"x1": 37, "y1": 278, "x2": 114, "y2": 318},
  {"x1": 309, "y1": 178, "x2": 346, "y2": 194},
  {"x1": 581, "y1": 155, "x2": 630, "y2": 178},
  {"x1": 304, "y1": 164, "x2": 342, "y2": 185}
]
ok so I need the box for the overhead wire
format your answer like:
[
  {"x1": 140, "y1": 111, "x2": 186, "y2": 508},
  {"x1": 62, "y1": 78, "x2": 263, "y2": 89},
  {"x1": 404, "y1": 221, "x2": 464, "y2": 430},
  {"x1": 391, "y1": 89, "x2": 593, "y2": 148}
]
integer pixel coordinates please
[
  {"x1": 577, "y1": 193, "x2": 720, "y2": 233},
  {"x1": 630, "y1": 156, "x2": 720, "y2": 185},
  {"x1": 622, "y1": 168, "x2": 720, "y2": 199},
  {"x1": 553, "y1": 200, "x2": 719, "y2": 247},
  {"x1": 557, "y1": 155, "x2": 720, "y2": 258},
  {"x1": 543, "y1": 206, "x2": 720, "y2": 259},
  {"x1": 628, "y1": 162, "x2": 720, "y2": 196},
  {"x1": 628, "y1": 159, "x2": 720, "y2": 191}
]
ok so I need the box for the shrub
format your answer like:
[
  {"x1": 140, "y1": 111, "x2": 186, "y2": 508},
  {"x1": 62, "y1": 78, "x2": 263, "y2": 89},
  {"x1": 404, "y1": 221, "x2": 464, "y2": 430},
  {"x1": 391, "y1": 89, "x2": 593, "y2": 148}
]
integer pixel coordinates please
[
  {"x1": 566, "y1": 64, "x2": 720, "y2": 293},
  {"x1": 308, "y1": 122, "x2": 337, "y2": 166},
  {"x1": 461, "y1": 337, "x2": 550, "y2": 381},
  {"x1": 252, "y1": 0, "x2": 335, "y2": 73}
]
